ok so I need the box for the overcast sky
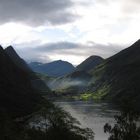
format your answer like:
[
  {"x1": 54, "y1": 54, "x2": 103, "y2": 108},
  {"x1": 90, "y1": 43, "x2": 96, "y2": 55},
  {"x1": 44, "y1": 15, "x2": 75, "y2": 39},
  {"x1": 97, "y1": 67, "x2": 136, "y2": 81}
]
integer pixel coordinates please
[{"x1": 0, "y1": 0, "x2": 140, "y2": 65}]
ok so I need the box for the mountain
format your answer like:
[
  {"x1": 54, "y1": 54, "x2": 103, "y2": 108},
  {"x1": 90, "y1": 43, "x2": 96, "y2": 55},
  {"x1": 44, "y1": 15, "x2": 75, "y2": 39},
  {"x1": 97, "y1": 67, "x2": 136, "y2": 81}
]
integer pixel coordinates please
[
  {"x1": 43, "y1": 39, "x2": 140, "y2": 110},
  {"x1": 5, "y1": 46, "x2": 32, "y2": 72},
  {"x1": 89, "y1": 39, "x2": 140, "y2": 110},
  {"x1": 0, "y1": 46, "x2": 89, "y2": 140},
  {"x1": 76, "y1": 55, "x2": 104, "y2": 72},
  {"x1": 29, "y1": 60, "x2": 75, "y2": 77},
  {"x1": 47, "y1": 56, "x2": 103, "y2": 94},
  {"x1": 5, "y1": 46, "x2": 50, "y2": 93},
  {"x1": 0, "y1": 46, "x2": 42, "y2": 117}
]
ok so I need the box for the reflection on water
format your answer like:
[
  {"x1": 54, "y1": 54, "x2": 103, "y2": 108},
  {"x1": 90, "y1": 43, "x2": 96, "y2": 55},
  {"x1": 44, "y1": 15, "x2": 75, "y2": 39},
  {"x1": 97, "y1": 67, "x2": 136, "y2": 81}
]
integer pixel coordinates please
[{"x1": 55, "y1": 101, "x2": 118, "y2": 140}]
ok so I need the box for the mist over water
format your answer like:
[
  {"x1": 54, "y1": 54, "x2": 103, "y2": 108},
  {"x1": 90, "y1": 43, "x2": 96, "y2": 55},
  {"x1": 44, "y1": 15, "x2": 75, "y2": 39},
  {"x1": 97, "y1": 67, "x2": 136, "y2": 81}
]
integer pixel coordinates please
[
  {"x1": 48, "y1": 79, "x2": 88, "y2": 90},
  {"x1": 55, "y1": 101, "x2": 118, "y2": 140}
]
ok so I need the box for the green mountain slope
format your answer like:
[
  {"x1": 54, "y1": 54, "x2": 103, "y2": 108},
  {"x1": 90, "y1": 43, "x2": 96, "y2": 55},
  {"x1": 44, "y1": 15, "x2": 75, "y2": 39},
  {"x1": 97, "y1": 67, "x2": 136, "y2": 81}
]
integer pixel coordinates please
[{"x1": 89, "y1": 39, "x2": 140, "y2": 110}]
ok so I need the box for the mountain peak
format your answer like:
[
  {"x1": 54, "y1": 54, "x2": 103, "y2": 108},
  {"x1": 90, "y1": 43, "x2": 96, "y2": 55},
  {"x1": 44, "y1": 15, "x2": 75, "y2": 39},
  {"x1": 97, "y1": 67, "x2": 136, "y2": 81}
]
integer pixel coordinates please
[
  {"x1": 0, "y1": 45, "x2": 4, "y2": 51},
  {"x1": 54, "y1": 60, "x2": 64, "y2": 63},
  {"x1": 77, "y1": 55, "x2": 104, "y2": 72},
  {"x1": 5, "y1": 45, "x2": 20, "y2": 58},
  {"x1": 57, "y1": 59, "x2": 63, "y2": 62},
  {"x1": 0, "y1": 45, "x2": 42, "y2": 117},
  {"x1": 88, "y1": 55, "x2": 103, "y2": 59},
  {"x1": 5, "y1": 45, "x2": 18, "y2": 55},
  {"x1": 5, "y1": 45, "x2": 32, "y2": 72},
  {"x1": 131, "y1": 39, "x2": 140, "y2": 47},
  {"x1": 6, "y1": 45, "x2": 14, "y2": 50},
  {"x1": 54, "y1": 60, "x2": 68, "y2": 63},
  {"x1": 29, "y1": 60, "x2": 75, "y2": 77}
]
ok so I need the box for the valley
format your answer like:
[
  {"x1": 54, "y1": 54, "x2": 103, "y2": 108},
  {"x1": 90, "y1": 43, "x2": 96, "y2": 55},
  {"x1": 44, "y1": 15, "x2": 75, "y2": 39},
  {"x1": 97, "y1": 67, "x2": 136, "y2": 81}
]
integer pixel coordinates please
[
  {"x1": 0, "y1": 1, "x2": 140, "y2": 139},
  {"x1": 28, "y1": 39, "x2": 140, "y2": 140},
  {"x1": 36, "y1": 39, "x2": 140, "y2": 112},
  {"x1": 0, "y1": 39, "x2": 140, "y2": 140}
]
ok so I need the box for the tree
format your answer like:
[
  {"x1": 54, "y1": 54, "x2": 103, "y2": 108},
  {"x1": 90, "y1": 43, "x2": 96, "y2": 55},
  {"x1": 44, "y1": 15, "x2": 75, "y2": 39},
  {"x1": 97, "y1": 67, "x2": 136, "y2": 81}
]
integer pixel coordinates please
[
  {"x1": 104, "y1": 102, "x2": 140, "y2": 140},
  {"x1": 27, "y1": 103, "x2": 94, "y2": 140}
]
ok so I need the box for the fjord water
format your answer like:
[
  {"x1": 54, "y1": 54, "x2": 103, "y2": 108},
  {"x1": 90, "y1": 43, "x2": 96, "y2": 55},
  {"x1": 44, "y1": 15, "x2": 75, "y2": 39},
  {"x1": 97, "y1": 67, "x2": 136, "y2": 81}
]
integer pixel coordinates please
[{"x1": 55, "y1": 101, "x2": 117, "y2": 140}]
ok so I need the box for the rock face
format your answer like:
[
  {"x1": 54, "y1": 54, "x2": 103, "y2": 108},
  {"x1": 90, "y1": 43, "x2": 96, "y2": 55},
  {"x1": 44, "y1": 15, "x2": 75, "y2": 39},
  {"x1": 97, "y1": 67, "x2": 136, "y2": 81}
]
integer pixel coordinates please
[
  {"x1": 29, "y1": 60, "x2": 75, "y2": 77},
  {"x1": 0, "y1": 46, "x2": 42, "y2": 117},
  {"x1": 76, "y1": 55, "x2": 104, "y2": 72}
]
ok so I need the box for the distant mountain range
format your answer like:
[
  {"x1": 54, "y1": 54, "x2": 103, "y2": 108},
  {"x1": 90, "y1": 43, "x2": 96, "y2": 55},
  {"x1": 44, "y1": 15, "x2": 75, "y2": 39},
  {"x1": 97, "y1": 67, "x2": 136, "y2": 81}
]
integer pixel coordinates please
[
  {"x1": 3, "y1": 39, "x2": 140, "y2": 110},
  {"x1": 47, "y1": 55, "x2": 103, "y2": 93},
  {"x1": 29, "y1": 60, "x2": 75, "y2": 77},
  {"x1": 44, "y1": 39, "x2": 140, "y2": 110}
]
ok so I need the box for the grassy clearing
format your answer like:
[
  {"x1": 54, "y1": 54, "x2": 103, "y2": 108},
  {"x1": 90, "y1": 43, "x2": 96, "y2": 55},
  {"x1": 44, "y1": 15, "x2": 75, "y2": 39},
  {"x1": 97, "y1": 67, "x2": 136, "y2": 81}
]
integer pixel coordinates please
[
  {"x1": 80, "y1": 85, "x2": 110, "y2": 101},
  {"x1": 80, "y1": 93, "x2": 93, "y2": 101}
]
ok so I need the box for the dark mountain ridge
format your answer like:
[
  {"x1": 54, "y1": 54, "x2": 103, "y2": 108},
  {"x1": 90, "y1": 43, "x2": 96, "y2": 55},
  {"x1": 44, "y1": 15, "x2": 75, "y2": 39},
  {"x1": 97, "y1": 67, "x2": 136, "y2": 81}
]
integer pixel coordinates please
[
  {"x1": 5, "y1": 46, "x2": 32, "y2": 72},
  {"x1": 0, "y1": 46, "x2": 42, "y2": 117},
  {"x1": 5, "y1": 46, "x2": 50, "y2": 93}
]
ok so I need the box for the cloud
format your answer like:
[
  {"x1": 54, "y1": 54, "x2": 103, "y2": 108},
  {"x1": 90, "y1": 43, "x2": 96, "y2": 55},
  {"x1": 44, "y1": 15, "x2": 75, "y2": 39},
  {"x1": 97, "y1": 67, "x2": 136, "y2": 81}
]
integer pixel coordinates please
[
  {"x1": 0, "y1": 0, "x2": 78, "y2": 26},
  {"x1": 1, "y1": 0, "x2": 140, "y2": 66},
  {"x1": 121, "y1": 0, "x2": 140, "y2": 14},
  {"x1": 15, "y1": 41, "x2": 124, "y2": 65},
  {"x1": 0, "y1": 0, "x2": 140, "y2": 47},
  {"x1": 33, "y1": 41, "x2": 123, "y2": 56},
  {"x1": 16, "y1": 46, "x2": 51, "y2": 63},
  {"x1": 35, "y1": 42, "x2": 81, "y2": 51}
]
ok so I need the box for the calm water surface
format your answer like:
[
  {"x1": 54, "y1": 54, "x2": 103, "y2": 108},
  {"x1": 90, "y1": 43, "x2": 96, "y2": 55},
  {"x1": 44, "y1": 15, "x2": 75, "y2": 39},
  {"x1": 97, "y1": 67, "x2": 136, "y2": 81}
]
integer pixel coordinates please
[{"x1": 55, "y1": 101, "x2": 118, "y2": 140}]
